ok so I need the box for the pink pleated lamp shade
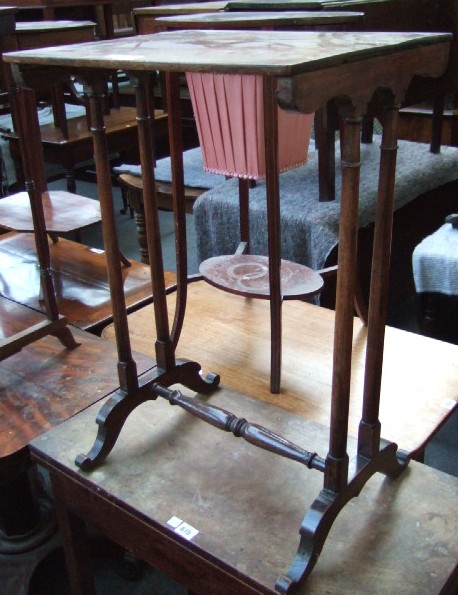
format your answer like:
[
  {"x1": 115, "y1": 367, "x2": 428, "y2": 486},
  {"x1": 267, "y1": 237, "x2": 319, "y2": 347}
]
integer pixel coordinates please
[{"x1": 186, "y1": 72, "x2": 314, "y2": 180}]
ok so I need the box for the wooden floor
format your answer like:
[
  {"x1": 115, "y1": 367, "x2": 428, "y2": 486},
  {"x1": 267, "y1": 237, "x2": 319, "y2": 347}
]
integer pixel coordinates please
[{"x1": 102, "y1": 281, "x2": 458, "y2": 460}]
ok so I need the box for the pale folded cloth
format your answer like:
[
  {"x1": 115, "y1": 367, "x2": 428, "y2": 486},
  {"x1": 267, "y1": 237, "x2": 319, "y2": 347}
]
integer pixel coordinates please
[{"x1": 413, "y1": 222, "x2": 458, "y2": 295}]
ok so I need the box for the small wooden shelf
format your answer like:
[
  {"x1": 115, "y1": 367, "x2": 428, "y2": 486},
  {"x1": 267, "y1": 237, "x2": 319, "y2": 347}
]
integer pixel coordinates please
[
  {"x1": 199, "y1": 254, "x2": 323, "y2": 299},
  {"x1": 0, "y1": 190, "x2": 101, "y2": 233}
]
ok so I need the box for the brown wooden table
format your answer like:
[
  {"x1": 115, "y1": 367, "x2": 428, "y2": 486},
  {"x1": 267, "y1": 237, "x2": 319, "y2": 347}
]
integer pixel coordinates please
[
  {"x1": 14, "y1": 18, "x2": 97, "y2": 47},
  {"x1": 4, "y1": 29, "x2": 452, "y2": 591},
  {"x1": 3, "y1": 105, "x2": 166, "y2": 194},
  {"x1": 30, "y1": 391, "x2": 458, "y2": 594},
  {"x1": 0, "y1": 18, "x2": 98, "y2": 194},
  {"x1": 0, "y1": 190, "x2": 101, "y2": 235},
  {"x1": 0, "y1": 296, "x2": 156, "y2": 594},
  {"x1": 0, "y1": 232, "x2": 177, "y2": 333},
  {"x1": 102, "y1": 282, "x2": 458, "y2": 461},
  {"x1": 155, "y1": 9, "x2": 363, "y2": 31},
  {"x1": 133, "y1": 2, "x2": 231, "y2": 34}
]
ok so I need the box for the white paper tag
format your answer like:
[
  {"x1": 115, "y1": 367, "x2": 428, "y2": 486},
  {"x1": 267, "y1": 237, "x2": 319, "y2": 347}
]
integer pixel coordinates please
[
  {"x1": 174, "y1": 522, "x2": 199, "y2": 541},
  {"x1": 167, "y1": 517, "x2": 199, "y2": 541},
  {"x1": 167, "y1": 516, "x2": 183, "y2": 528}
]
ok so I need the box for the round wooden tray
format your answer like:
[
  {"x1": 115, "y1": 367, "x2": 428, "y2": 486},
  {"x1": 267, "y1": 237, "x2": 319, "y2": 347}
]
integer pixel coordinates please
[{"x1": 199, "y1": 254, "x2": 323, "y2": 299}]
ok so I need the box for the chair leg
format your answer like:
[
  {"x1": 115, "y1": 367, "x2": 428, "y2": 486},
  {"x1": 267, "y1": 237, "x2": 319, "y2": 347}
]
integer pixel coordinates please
[
  {"x1": 361, "y1": 114, "x2": 374, "y2": 144},
  {"x1": 64, "y1": 167, "x2": 76, "y2": 194},
  {"x1": 238, "y1": 177, "x2": 250, "y2": 254},
  {"x1": 430, "y1": 94, "x2": 445, "y2": 154},
  {"x1": 119, "y1": 181, "x2": 132, "y2": 216},
  {"x1": 315, "y1": 105, "x2": 337, "y2": 202}
]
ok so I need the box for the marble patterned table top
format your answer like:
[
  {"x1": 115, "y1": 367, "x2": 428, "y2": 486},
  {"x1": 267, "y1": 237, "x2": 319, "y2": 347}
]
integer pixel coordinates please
[{"x1": 3, "y1": 29, "x2": 451, "y2": 76}]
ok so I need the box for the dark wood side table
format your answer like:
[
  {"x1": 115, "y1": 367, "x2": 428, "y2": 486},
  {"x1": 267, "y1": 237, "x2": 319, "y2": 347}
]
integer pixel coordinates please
[
  {"x1": 4, "y1": 29, "x2": 452, "y2": 591},
  {"x1": 131, "y1": 0, "x2": 345, "y2": 34}
]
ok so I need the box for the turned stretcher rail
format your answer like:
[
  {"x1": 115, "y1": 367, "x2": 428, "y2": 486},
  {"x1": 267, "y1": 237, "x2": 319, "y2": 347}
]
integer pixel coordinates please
[{"x1": 153, "y1": 383, "x2": 326, "y2": 471}]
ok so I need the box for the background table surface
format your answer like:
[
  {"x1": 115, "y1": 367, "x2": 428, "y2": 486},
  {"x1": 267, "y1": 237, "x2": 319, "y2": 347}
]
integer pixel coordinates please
[
  {"x1": 156, "y1": 10, "x2": 364, "y2": 27},
  {"x1": 3, "y1": 30, "x2": 451, "y2": 75}
]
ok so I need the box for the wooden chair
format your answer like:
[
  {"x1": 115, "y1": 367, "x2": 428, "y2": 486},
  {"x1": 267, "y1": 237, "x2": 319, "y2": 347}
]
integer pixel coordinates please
[{"x1": 117, "y1": 146, "x2": 224, "y2": 264}]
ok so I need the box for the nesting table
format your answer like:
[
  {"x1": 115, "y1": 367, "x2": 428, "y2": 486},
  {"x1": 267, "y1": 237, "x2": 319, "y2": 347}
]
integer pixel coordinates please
[
  {"x1": 4, "y1": 29, "x2": 452, "y2": 592},
  {"x1": 154, "y1": 9, "x2": 363, "y2": 31},
  {"x1": 133, "y1": 1, "x2": 229, "y2": 34}
]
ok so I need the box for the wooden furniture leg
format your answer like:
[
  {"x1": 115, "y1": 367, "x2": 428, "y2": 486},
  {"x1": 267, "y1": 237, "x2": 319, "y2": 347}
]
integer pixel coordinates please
[
  {"x1": 74, "y1": 71, "x2": 218, "y2": 471},
  {"x1": 359, "y1": 101, "x2": 399, "y2": 458},
  {"x1": 0, "y1": 83, "x2": 78, "y2": 360},
  {"x1": 263, "y1": 74, "x2": 282, "y2": 394},
  {"x1": 50, "y1": 473, "x2": 96, "y2": 595},
  {"x1": 325, "y1": 106, "x2": 362, "y2": 492},
  {"x1": 276, "y1": 98, "x2": 408, "y2": 594},
  {"x1": 314, "y1": 103, "x2": 337, "y2": 202},
  {"x1": 430, "y1": 93, "x2": 445, "y2": 154}
]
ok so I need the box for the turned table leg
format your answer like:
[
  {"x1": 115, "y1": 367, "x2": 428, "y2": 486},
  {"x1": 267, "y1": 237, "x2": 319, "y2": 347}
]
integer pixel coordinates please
[
  {"x1": 359, "y1": 101, "x2": 399, "y2": 458},
  {"x1": 325, "y1": 107, "x2": 362, "y2": 493}
]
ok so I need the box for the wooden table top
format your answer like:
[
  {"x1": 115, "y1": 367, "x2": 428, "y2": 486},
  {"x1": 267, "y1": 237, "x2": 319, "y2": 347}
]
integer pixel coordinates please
[
  {"x1": 0, "y1": 296, "x2": 156, "y2": 460},
  {"x1": 224, "y1": 0, "x2": 361, "y2": 8},
  {"x1": 133, "y1": 2, "x2": 228, "y2": 17},
  {"x1": 0, "y1": 0, "x2": 140, "y2": 7},
  {"x1": 102, "y1": 283, "x2": 458, "y2": 460},
  {"x1": 31, "y1": 386, "x2": 458, "y2": 594},
  {"x1": 0, "y1": 191, "x2": 101, "y2": 233},
  {"x1": 156, "y1": 10, "x2": 364, "y2": 29},
  {"x1": 0, "y1": 232, "x2": 173, "y2": 332},
  {"x1": 3, "y1": 29, "x2": 452, "y2": 76},
  {"x1": 131, "y1": 0, "x2": 335, "y2": 17},
  {"x1": 226, "y1": 0, "x2": 327, "y2": 8},
  {"x1": 15, "y1": 19, "x2": 96, "y2": 33}
]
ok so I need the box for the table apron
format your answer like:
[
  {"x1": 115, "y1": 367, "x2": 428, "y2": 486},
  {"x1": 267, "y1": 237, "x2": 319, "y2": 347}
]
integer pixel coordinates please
[{"x1": 277, "y1": 42, "x2": 451, "y2": 114}]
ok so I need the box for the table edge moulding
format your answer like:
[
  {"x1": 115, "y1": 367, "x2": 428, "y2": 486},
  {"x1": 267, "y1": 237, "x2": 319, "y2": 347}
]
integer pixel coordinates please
[{"x1": 3, "y1": 29, "x2": 452, "y2": 592}]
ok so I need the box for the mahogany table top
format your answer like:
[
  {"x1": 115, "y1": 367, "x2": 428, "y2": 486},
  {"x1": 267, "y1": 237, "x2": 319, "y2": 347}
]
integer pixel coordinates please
[
  {"x1": 0, "y1": 191, "x2": 101, "y2": 233},
  {"x1": 0, "y1": 297, "x2": 156, "y2": 460},
  {"x1": 156, "y1": 10, "x2": 364, "y2": 29},
  {"x1": 224, "y1": 0, "x2": 380, "y2": 9},
  {"x1": 0, "y1": 0, "x2": 140, "y2": 7},
  {"x1": 3, "y1": 29, "x2": 451, "y2": 76},
  {"x1": 102, "y1": 282, "x2": 458, "y2": 460},
  {"x1": 0, "y1": 232, "x2": 173, "y2": 332}
]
